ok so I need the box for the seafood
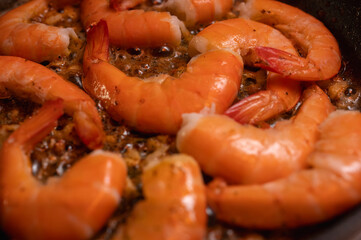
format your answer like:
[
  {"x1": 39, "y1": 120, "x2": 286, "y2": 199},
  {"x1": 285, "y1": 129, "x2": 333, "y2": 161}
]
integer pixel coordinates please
[
  {"x1": 119, "y1": 155, "x2": 206, "y2": 240},
  {"x1": 0, "y1": 0, "x2": 77, "y2": 62},
  {"x1": 177, "y1": 85, "x2": 335, "y2": 184},
  {"x1": 238, "y1": 0, "x2": 341, "y2": 81},
  {"x1": 160, "y1": 0, "x2": 234, "y2": 26},
  {"x1": 0, "y1": 99, "x2": 127, "y2": 240},
  {"x1": 189, "y1": 18, "x2": 301, "y2": 124},
  {"x1": 0, "y1": 56, "x2": 104, "y2": 149},
  {"x1": 83, "y1": 20, "x2": 243, "y2": 134},
  {"x1": 80, "y1": 0, "x2": 188, "y2": 48},
  {"x1": 110, "y1": 0, "x2": 146, "y2": 11},
  {"x1": 207, "y1": 109, "x2": 361, "y2": 228}
]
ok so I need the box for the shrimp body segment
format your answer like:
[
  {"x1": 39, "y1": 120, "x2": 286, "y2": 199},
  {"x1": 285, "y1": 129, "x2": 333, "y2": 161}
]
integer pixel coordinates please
[
  {"x1": 0, "y1": 0, "x2": 77, "y2": 63},
  {"x1": 239, "y1": 0, "x2": 341, "y2": 81},
  {"x1": 189, "y1": 18, "x2": 301, "y2": 124},
  {"x1": 110, "y1": 0, "x2": 146, "y2": 11},
  {"x1": 0, "y1": 100, "x2": 127, "y2": 240},
  {"x1": 83, "y1": 21, "x2": 243, "y2": 134},
  {"x1": 177, "y1": 85, "x2": 335, "y2": 184},
  {"x1": 0, "y1": 56, "x2": 104, "y2": 149},
  {"x1": 121, "y1": 155, "x2": 207, "y2": 240},
  {"x1": 161, "y1": 0, "x2": 234, "y2": 26},
  {"x1": 81, "y1": 0, "x2": 187, "y2": 48},
  {"x1": 207, "y1": 110, "x2": 361, "y2": 229}
]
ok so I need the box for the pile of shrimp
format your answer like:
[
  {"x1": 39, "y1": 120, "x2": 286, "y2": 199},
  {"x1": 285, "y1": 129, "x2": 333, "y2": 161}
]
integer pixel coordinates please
[{"x1": 0, "y1": 0, "x2": 361, "y2": 239}]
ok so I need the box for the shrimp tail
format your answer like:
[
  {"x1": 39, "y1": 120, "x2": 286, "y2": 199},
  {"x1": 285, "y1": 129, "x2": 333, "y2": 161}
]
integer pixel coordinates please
[
  {"x1": 73, "y1": 110, "x2": 104, "y2": 150},
  {"x1": 85, "y1": 19, "x2": 109, "y2": 62},
  {"x1": 225, "y1": 90, "x2": 286, "y2": 124},
  {"x1": 255, "y1": 46, "x2": 311, "y2": 80},
  {"x1": 10, "y1": 99, "x2": 64, "y2": 152},
  {"x1": 225, "y1": 76, "x2": 301, "y2": 124}
]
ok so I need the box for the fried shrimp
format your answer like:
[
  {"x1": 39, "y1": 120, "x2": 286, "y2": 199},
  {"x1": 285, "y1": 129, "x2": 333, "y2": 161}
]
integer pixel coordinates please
[
  {"x1": 177, "y1": 85, "x2": 335, "y2": 184},
  {"x1": 238, "y1": 0, "x2": 341, "y2": 81},
  {"x1": 81, "y1": 0, "x2": 188, "y2": 48},
  {"x1": 207, "y1": 109, "x2": 361, "y2": 229},
  {"x1": 0, "y1": 0, "x2": 77, "y2": 63},
  {"x1": 0, "y1": 100, "x2": 127, "y2": 240},
  {"x1": 110, "y1": 0, "x2": 146, "y2": 11},
  {"x1": 189, "y1": 18, "x2": 301, "y2": 124},
  {"x1": 83, "y1": 20, "x2": 242, "y2": 134},
  {"x1": 0, "y1": 56, "x2": 104, "y2": 149},
  {"x1": 119, "y1": 155, "x2": 206, "y2": 240},
  {"x1": 161, "y1": 0, "x2": 234, "y2": 26}
]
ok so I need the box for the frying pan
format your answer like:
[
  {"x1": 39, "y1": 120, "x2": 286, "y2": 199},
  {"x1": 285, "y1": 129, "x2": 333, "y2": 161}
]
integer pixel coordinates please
[{"x1": 0, "y1": 0, "x2": 361, "y2": 239}]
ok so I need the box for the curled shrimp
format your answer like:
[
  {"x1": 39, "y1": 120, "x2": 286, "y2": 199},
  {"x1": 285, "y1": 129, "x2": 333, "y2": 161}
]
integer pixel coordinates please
[
  {"x1": 177, "y1": 85, "x2": 335, "y2": 184},
  {"x1": 82, "y1": 20, "x2": 243, "y2": 134},
  {"x1": 0, "y1": 56, "x2": 104, "y2": 149},
  {"x1": 119, "y1": 155, "x2": 207, "y2": 240},
  {"x1": 0, "y1": 99, "x2": 127, "y2": 240},
  {"x1": 0, "y1": 0, "x2": 77, "y2": 63},
  {"x1": 189, "y1": 18, "x2": 301, "y2": 124},
  {"x1": 110, "y1": 0, "x2": 146, "y2": 11},
  {"x1": 238, "y1": 0, "x2": 341, "y2": 81},
  {"x1": 160, "y1": 0, "x2": 234, "y2": 26},
  {"x1": 80, "y1": 0, "x2": 188, "y2": 48},
  {"x1": 207, "y1": 109, "x2": 361, "y2": 229}
]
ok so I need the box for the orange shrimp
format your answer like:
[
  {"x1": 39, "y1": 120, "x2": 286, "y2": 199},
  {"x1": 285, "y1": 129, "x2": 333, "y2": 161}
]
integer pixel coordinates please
[
  {"x1": 161, "y1": 0, "x2": 234, "y2": 26},
  {"x1": 189, "y1": 18, "x2": 301, "y2": 124},
  {"x1": 80, "y1": 0, "x2": 188, "y2": 48},
  {"x1": 238, "y1": 0, "x2": 341, "y2": 81},
  {"x1": 0, "y1": 56, "x2": 104, "y2": 149},
  {"x1": 119, "y1": 155, "x2": 206, "y2": 240},
  {"x1": 0, "y1": 0, "x2": 77, "y2": 63},
  {"x1": 207, "y1": 109, "x2": 361, "y2": 229},
  {"x1": 82, "y1": 20, "x2": 243, "y2": 134},
  {"x1": 177, "y1": 85, "x2": 335, "y2": 184},
  {"x1": 110, "y1": 0, "x2": 146, "y2": 11},
  {"x1": 0, "y1": 99, "x2": 127, "y2": 240}
]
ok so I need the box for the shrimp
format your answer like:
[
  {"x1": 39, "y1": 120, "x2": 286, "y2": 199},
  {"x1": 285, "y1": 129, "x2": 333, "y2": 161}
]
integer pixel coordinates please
[
  {"x1": 80, "y1": 0, "x2": 188, "y2": 48},
  {"x1": 238, "y1": 0, "x2": 341, "y2": 81},
  {"x1": 119, "y1": 155, "x2": 206, "y2": 240},
  {"x1": 0, "y1": 99, "x2": 127, "y2": 240},
  {"x1": 82, "y1": 20, "x2": 242, "y2": 134},
  {"x1": 0, "y1": 0, "x2": 77, "y2": 63},
  {"x1": 0, "y1": 56, "x2": 104, "y2": 149},
  {"x1": 189, "y1": 18, "x2": 301, "y2": 124},
  {"x1": 160, "y1": 0, "x2": 234, "y2": 26},
  {"x1": 207, "y1": 109, "x2": 361, "y2": 229},
  {"x1": 110, "y1": 0, "x2": 146, "y2": 11},
  {"x1": 176, "y1": 85, "x2": 335, "y2": 184}
]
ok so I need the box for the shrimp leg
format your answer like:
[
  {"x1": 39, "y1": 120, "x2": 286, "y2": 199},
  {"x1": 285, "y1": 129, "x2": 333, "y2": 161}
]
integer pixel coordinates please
[
  {"x1": 177, "y1": 85, "x2": 334, "y2": 184},
  {"x1": 0, "y1": 56, "x2": 104, "y2": 149},
  {"x1": 207, "y1": 110, "x2": 361, "y2": 228},
  {"x1": 83, "y1": 20, "x2": 242, "y2": 134},
  {"x1": 0, "y1": 0, "x2": 77, "y2": 62},
  {"x1": 0, "y1": 100, "x2": 127, "y2": 240}
]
